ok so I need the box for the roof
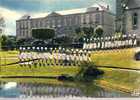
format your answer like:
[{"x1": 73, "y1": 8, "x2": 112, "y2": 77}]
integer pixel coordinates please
[
  {"x1": 20, "y1": 15, "x2": 31, "y2": 20},
  {"x1": 19, "y1": 4, "x2": 111, "y2": 20},
  {"x1": 47, "y1": 12, "x2": 62, "y2": 17}
]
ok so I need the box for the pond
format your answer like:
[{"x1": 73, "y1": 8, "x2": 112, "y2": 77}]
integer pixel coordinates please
[{"x1": 0, "y1": 78, "x2": 132, "y2": 98}]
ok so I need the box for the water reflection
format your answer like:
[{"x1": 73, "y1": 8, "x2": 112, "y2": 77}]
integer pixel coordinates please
[
  {"x1": 20, "y1": 84, "x2": 82, "y2": 98},
  {"x1": 0, "y1": 79, "x2": 130, "y2": 98}
]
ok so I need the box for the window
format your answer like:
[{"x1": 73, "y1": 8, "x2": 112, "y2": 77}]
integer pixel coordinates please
[
  {"x1": 39, "y1": 21, "x2": 42, "y2": 27},
  {"x1": 57, "y1": 19, "x2": 61, "y2": 27},
  {"x1": 52, "y1": 20, "x2": 55, "y2": 28},
  {"x1": 81, "y1": 14, "x2": 84, "y2": 24},
  {"x1": 95, "y1": 13, "x2": 100, "y2": 24},
  {"x1": 64, "y1": 18, "x2": 67, "y2": 26},
  {"x1": 132, "y1": 13, "x2": 138, "y2": 30},
  {"x1": 86, "y1": 14, "x2": 90, "y2": 24}
]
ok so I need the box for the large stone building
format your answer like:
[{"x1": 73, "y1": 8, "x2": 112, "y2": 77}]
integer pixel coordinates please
[
  {"x1": 125, "y1": 0, "x2": 140, "y2": 38},
  {"x1": 116, "y1": 0, "x2": 129, "y2": 32},
  {"x1": 16, "y1": 6, "x2": 115, "y2": 40},
  {"x1": 116, "y1": 0, "x2": 140, "y2": 38}
]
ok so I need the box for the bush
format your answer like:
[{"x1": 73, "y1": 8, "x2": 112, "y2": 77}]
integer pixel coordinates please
[
  {"x1": 32, "y1": 29, "x2": 55, "y2": 40},
  {"x1": 76, "y1": 62, "x2": 104, "y2": 82},
  {"x1": 54, "y1": 36, "x2": 72, "y2": 45}
]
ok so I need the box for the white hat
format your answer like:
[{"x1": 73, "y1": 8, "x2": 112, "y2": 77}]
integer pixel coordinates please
[{"x1": 32, "y1": 47, "x2": 35, "y2": 50}]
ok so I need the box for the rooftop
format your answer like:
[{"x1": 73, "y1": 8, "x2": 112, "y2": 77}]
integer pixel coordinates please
[{"x1": 19, "y1": 4, "x2": 110, "y2": 20}]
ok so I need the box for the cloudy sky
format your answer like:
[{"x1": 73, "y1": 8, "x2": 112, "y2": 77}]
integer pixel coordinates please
[{"x1": 0, "y1": 0, "x2": 116, "y2": 35}]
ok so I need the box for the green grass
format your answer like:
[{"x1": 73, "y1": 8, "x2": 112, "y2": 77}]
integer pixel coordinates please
[
  {"x1": 90, "y1": 48, "x2": 140, "y2": 91},
  {"x1": 0, "y1": 50, "x2": 80, "y2": 77},
  {"x1": 0, "y1": 48, "x2": 140, "y2": 78},
  {"x1": 0, "y1": 65, "x2": 80, "y2": 77},
  {"x1": 0, "y1": 48, "x2": 140, "y2": 91},
  {"x1": 0, "y1": 50, "x2": 19, "y2": 65},
  {"x1": 97, "y1": 68, "x2": 140, "y2": 91},
  {"x1": 91, "y1": 47, "x2": 140, "y2": 69}
]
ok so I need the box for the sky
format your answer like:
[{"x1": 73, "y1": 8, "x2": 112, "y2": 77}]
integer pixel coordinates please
[{"x1": 0, "y1": 0, "x2": 116, "y2": 35}]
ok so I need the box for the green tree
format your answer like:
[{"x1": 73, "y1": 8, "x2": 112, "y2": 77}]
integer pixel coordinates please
[
  {"x1": 82, "y1": 27, "x2": 94, "y2": 38},
  {"x1": 16, "y1": 38, "x2": 26, "y2": 46},
  {"x1": 95, "y1": 26, "x2": 104, "y2": 38},
  {"x1": 75, "y1": 27, "x2": 94, "y2": 42},
  {"x1": 75, "y1": 27, "x2": 85, "y2": 42},
  {"x1": 115, "y1": 32, "x2": 123, "y2": 40},
  {"x1": 1, "y1": 35, "x2": 7, "y2": 47},
  {"x1": 1, "y1": 35, "x2": 16, "y2": 50},
  {"x1": 95, "y1": 26, "x2": 104, "y2": 48},
  {"x1": 32, "y1": 29, "x2": 55, "y2": 40}
]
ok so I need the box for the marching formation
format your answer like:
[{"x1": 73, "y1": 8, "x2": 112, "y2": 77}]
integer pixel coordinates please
[
  {"x1": 83, "y1": 34, "x2": 137, "y2": 50},
  {"x1": 18, "y1": 48, "x2": 91, "y2": 67},
  {"x1": 18, "y1": 34, "x2": 138, "y2": 67}
]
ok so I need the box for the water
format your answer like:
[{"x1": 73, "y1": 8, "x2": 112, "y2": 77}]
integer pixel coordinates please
[{"x1": 0, "y1": 78, "x2": 131, "y2": 98}]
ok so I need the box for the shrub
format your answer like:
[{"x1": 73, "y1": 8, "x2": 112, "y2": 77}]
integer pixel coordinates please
[{"x1": 76, "y1": 62, "x2": 104, "y2": 82}]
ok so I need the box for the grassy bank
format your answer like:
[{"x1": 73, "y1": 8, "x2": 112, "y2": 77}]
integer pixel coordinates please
[
  {"x1": 0, "y1": 65, "x2": 80, "y2": 77},
  {"x1": 0, "y1": 50, "x2": 19, "y2": 65},
  {"x1": 90, "y1": 48, "x2": 140, "y2": 93},
  {"x1": 90, "y1": 47, "x2": 140, "y2": 69},
  {"x1": 0, "y1": 48, "x2": 140, "y2": 93},
  {"x1": 96, "y1": 68, "x2": 140, "y2": 93},
  {"x1": 0, "y1": 50, "x2": 80, "y2": 77}
]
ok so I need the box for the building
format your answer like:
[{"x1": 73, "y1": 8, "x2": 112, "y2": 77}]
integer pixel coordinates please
[
  {"x1": 116, "y1": 0, "x2": 140, "y2": 39},
  {"x1": 125, "y1": 0, "x2": 140, "y2": 38},
  {"x1": 16, "y1": 5, "x2": 115, "y2": 40},
  {"x1": 116, "y1": 0, "x2": 129, "y2": 32}
]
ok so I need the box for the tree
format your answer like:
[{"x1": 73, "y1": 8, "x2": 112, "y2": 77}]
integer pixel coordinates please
[
  {"x1": 82, "y1": 27, "x2": 95, "y2": 38},
  {"x1": 1, "y1": 35, "x2": 7, "y2": 47},
  {"x1": 95, "y1": 26, "x2": 104, "y2": 49},
  {"x1": 75, "y1": 27, "x2": 85, "y2": 42},
  {"x1": 75, "y1": 27, "x2": 95, "y2": 42},
  {"x1": 95, "y1": 26, "x2": 104, "y2": 38},
  {"x1": 114, "y1": 32, "x2": 123, "y2": 43},
  {"x1": 32, "y1": 29, "x2": 55, "y2": 40},
  {"x1": 1, "y1": 35, "x2": 16, "y2": 50},
  {"x1": 16, "y1": 38, "x2": 26, "y2": 46}
]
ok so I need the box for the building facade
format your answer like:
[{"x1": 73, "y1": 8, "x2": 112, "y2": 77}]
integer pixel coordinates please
[
  {"x1": 16, "y1": 6, "x2": 115, "y2": 40},
  {"x1": 125, "y1": 0, "x2": 140, "y2": 38},
  {"x1": 116, "y1": 0, "x2": 129, "y2": 32},
  {"x1": 116, "y1": 0, "x2": 140, "y2": 38}
]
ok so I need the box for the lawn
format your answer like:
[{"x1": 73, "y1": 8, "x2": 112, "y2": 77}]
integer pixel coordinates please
[
  {"x1": 0, "y1": 65, "x2": 80, "y2": 77},
  {"x1": 90, "y1": 47, "x2": 140, "y2": 69},
  {"x1": 90, "y1": 47, "x2": 140, "y2": 92},
  {"x1": 0, "y1": 50, "x2": 80, "y2": 77},
  {"x1": 0, "y1": 50, "x2": 19, "y2": 65},
  {"x1": 0, "y1": 48, "x2": 140, "y2": 93},
  {"x1": 0, "y1": 48, "x2": 140, "y2": 77},
  {"x1": 96, "y1": 68, "x2": 140, "y2": 93}
]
